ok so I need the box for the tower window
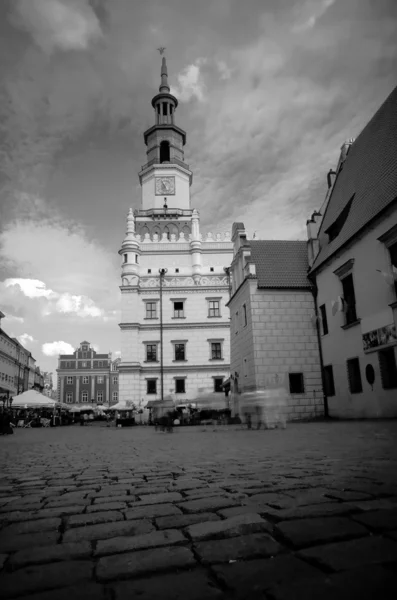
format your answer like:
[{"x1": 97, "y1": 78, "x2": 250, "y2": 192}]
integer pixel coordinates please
[
  {"x1": 162, "y1": 102, "x2": 167, "y2": 116},
  {"x1": 170, "y1": 105, "x2": 173, "y2": 115},
  {"x1": 157, "y1": 104, "x2": 160, "y2": 115},
  {"x1": 160, "y1": 141, "x2": 170, "y2": 163},
  {"x1": 123, "y1": 254, "x2": 128, "y2": 263}
]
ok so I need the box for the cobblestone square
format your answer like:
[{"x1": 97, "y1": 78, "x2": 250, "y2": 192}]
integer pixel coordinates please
[{"x1": 1, "y1": 420, "x2": 397, "y2": 598}]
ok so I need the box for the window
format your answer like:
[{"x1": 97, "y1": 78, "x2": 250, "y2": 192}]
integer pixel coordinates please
[
  {"x1": 67, "y1": 376, "x2": 73, "y2": 385},
  {"x1": 135, "y1": 255, "x2": 138, "y2": 264},
  {"x1": 323, "y1": 365, "x2": 335, "y2": 396},
  {"x1": 389, "y1": 242, "x2": 397, "y2": 297},
  {"x1": 145, "y1": 302, "x2": 157, "y2": 319},
  {"x1": 81, "y1": 391, "x2": 88, "y2": 402},
  {"x1": 210, "y1": 267, "x2": 214, "y2": 272},
  {"x1": 175, "y1": 268, "x2": 179, "y2": 273},
  {"x1": 97, "y1": 391, "x2": 103, "y2": 403},
  {"x1": 160, "y1": 140, "x2": 170, "y2": 163},
  {"x1": 243, "y1": 303, "x2": 247, "y2": 327},
  {"x1": 82, "y1": 352, "x2": 87, "y2": 359},
  {"x1": 378, "y1": 348, "x2": 397, "y2": 389},
  {"x1": 97, "y1": 376, "x2": 104, "y2": 384},
  {"x1": 113, "y1": 376, "x2": 118, "y2": 385},
  {"x1": 214, "y1": 377, "x2": 224, "y2": 393},
  {"x1": 82, "y1": 345, "x2": 88, "y2": 351},
  {"x1": 124, "y1": 254, "x2": 128, "y2": 263},
  {"x1": 66, "y1": 392, "x2": 73, "y2": 403},
  {"x1": 173, "y1": 301, "x2": 184, "y2": 318},
  {"x1": 208, "y1": 300, "x2": 220, "y2": 317},
  {"x1": 113, "y1": 391, "x2": 118, "y2": 402},
  {"x1": 175, "y1": 379, "x2": 185, "y2": 393},
  {"x1": 147, "y1": 379, "x2": 157, "y2": 394},
  {"x1": 325, "y1": 195, "x2": 354, "y2": 242},
  {"x1": 289, "y1": 373, "x2": 305, "y2": 394},
  {"x1": 211, "y1": 342, "x2": 222, "y2": 360},
  {"x1": 82, "y1": 362, "x2": 87, "y2": 368},
  {"x1": 347, "y1": 358, "x2": 362, "y2": 393},
  {"x1": 148, "y1": 269, "x2": 152, "y2": 274},
  {"x1": 235, "y1": 311, "x2": 239, "y2": 334},
  {"x1": 174, "y1": 343, "x2": 186, "y2": 361},
  {"x1": 320, "y1": 304, "x2": 328, "y2": 335},
  {"x1": 146, "y1": 344, "x2": 157, "y2": 362},
  {"x1": 342, "y1": 274, "x2": 357, "y2": 324},
  {"x1": 82, "y1": 376, "x2": 89, "y2": 384}
]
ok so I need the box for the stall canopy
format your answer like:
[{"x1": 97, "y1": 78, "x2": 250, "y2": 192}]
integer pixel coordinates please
[
  {"x1": 11, "y1": 390, "x2": 59, "y2": 408},
  {"x1": 110, "y1": 401, "x2": 136, "y2": 411}
]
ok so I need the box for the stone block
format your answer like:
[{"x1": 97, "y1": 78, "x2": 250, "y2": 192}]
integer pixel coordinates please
[
  {"x1": 212, "y1": 554, "x2": 323, "y2": 595},
  {"x1": 86, "y1": 502, "x2": 127, "y2": 513},
  {"x1": 124, "y1": 503, "x2": 181, "y2": 521},
  {"x1": 9, "y1": 541, "x2": 92, "y2": 570},
  {"x1": 186, "y1": 513, "x2": 271, "y2": 541},
  {"x1": 32, "y1": 506, "x2": 85, "y2": 519},
  {"x1": 0, "y1": 560, "x2": 93, "y2": 598},
  {"x1": 260, "y1": 502, "x2": 357, "y2": 521},
  {"x1": 93, "y1": 495, "x2": 132, "y2": 504},
  {"x1": 195, "y1": 532, "x2": 282, "y2": 564},
  {"x1": 0, "y1": 531, "x2": 60, "y2": 553},
  {"x1": 133, "y1": 492, "x2": 183, "y2": 505},
  {"x1": 169, "y1": 479, "x2": 205, "y2": 491},
  {"x1": 95, "y1": 529, "x2": 186, "y2": 557},
  {"x1": 110, "y1": 568, "x2": 224, "y2": 600},
  {"x1": 155, "y1": 512, "x2": 220, "y2": 530},
  {"x1": 298, "y1": 535, "x2": 397, "y2": 571},
  {"x1": 178, "y1": 496, "x2": 239, "y2": 514},
  {"x1": 352, "y1": 508, "x2": 397, "y2": 532},
  {"x1": 66, "y1": 511, "x2": 123, "y2": 528},
  {"x1": 96, "y1": 546, "x2": 196, "y2": 582},
  {"x1": 276, "y1": 516, "x2": 368, "y2": 549},
  {"x1": 15, "y1": 583, "x2": 107, "y2": 600},
  {"x1": 63, "y1": 519, "x2": 154, "y2": 543},
  {"x1": 0, "y1": 518, "x2": 60, "y2": 537},
  {"x1": 0, "y1": 553, "x2": 8, "y2": 570},
  {"x1": 217, "y1": 504, "x2": 269, "y2": 519}
]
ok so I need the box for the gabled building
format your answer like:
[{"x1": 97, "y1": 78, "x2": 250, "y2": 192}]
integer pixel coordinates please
[
  {"x1": 308, "y1": 85, "x2": 397, "y2": 417},
  {"x1": 118, "y1": 57, "x2": 233, "y2": 407},
  {"x1": 227, "y1": 224, "x2": 324, "y2": 420}
]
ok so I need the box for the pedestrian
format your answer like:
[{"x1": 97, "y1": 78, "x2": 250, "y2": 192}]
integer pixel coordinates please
[{"x1": 80, "y1": 413, "x2": 84, "y2": 427}]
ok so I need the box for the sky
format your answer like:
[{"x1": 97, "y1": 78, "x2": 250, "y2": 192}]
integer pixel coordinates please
[{"x1": 0, "y1": 0, "x2": 396, "y2": 381}]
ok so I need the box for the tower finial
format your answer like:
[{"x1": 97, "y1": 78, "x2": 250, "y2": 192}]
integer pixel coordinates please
[{"x1": 159, "y1": 53, "x2": 170, "y2": 93}]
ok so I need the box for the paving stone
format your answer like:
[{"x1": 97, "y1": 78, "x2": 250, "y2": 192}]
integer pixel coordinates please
[
  {"x1": 15, "y1": 582, "x2": 107, "y2": 600},
  {"x1": 170, "y1": 479, "x2": 205, "y2": 491},
  {"x1": 178, "y1": 496, "x2": 239, "y2": 514},
  {"x1": 0, "y1": 531, "x2": 60, "y2": 553},
  {"x1": 0, "y1": 560, "x2": 93, "y2": 598},
  {"x1": 184, "y1": 485, "x2": 222, "y2": 496},
  {"x1": 63, "y1": 519, "x2": 154, "y2": 543},
  {"x1": 9, "y1": 541, "x2": 92, "y2": 570},
  {"x1": 44, "y1": 498, "x2": 88, "y2": 509},
  {"x1": 386, "y1": 530, "x2": 397, "y2": 541},
  {"x1": 267, "y1": 565, "x2": 397, "y2": 600},
  {"x1": 32, "y1": 506, "x2": 85, "y2": 519},
  {"x1": 86, "y1": 502, "x2": 127, "y2": 513},
  {"x1": 276, "y1": 516, "x2": 369, "y2": 548},
  {"x1": 352, "y1": 498, "x2": 397, "y2": 512},
  {"x1": 298, "y1": 535, "x2": 397, "y2": 571},
  {"x1": 8, "y1": 495, "x2": 43, "y2": 506},
  {"x1": 155, "y1": 512, "x2": 220, "y2": 530},
  {"x1": 97, "y1": 545, "x2": 196, "y2": 582},
  {"x1": 217, "y1": 504, "x2": 268, "y2": 519},
  {"x1": 352, "y1": 508, "x2": 397, "y2": 532},
  {"x1": 0, "y1": 518, "x2": 61, "y2": 537},
  {"x1": 124, "y1": 503, "x2": 182, "y2": 520},
  {"x1": 259, "y1": 502, "x2": 357, "y2": 521},
  {"x1": 324, "y1": 490, "x2": 373, "y2": 501},
  {"x1": 195, "y1": 532, "x2": 283, "y2": 564},
  {"x1": 66, "y1": 511, "x2": 123, "y2": 528},
  {"x1": 93, "y1": 495, "x2": 132, "y2": 504},
  {"x1": 134, "y1": 492, "x2": 183, "y2": 505},
  {"x1": 91, "y1": 488, "x2": 132, "y2": 498},
  {"x1": 131, "y1": 487, "x2": 167, "y2": 495},
  {"x1": 0, "y1": 553, "x2": 8, "y2": 570},
  {"x1": 186, "y1": 513, "x2": 271, "y2": 541},
  {"x1": 95, "y1": 528, "x2": 186, "y2": 557},
  {"x1": 111, "y1": 568, "x2": 224, "y2": 599},
  {"x1": 212, "y1": 554, "x2": 323, "y2": 594}
]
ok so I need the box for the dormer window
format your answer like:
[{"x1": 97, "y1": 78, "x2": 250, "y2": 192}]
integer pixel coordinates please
[{"x1": 325, "y1": 195, "x2": 355, "y2": 243}]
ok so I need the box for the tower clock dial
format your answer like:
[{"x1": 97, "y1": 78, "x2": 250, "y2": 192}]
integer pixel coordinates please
[{"x1": 155, "y1": 176, "x2": 175, "y2": 195}]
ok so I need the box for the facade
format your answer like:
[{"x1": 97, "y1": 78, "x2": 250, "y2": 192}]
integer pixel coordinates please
[
  {"x1": 118, "y1": 57, "x2": 233, "y2": 407},
  {"x1": 109, "y1": 358, "x2": 120, "y2": 406},
  {"x1": 42, "y1": 371, "x2": 54, "y2": 397},
  {"x1": 308, "y1": 85, "x2": 397, "y2": 418},
  {"x1": 56, "y1": 341, "x2": 116, "y2": 406},
  {"x1": 0, "y1": 311, "x2": 44, "y2": 398},
  {"x1": 227, "y1": 224, "x2": 324, "y2": 421}
]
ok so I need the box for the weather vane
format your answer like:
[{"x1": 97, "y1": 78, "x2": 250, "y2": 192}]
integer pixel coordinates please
[{"x1": 157, "y1": 47, "x2": 166, "y2": 55}]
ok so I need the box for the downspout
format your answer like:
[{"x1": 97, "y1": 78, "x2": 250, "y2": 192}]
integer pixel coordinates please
[{"x1": 310, "y1": 278, "x2": 329, "y2": 419}]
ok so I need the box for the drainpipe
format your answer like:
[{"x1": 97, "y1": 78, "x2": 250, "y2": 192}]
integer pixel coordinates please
[{"x1": 310, "y1": 281, "x2": 329, "y2": 419}]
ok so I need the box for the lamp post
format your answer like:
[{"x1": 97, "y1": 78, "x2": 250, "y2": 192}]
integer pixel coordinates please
[
  {"x1": 159, "y1": 268, "x2": 168, "y2": 402},
  {"x1": 223, "y1": 267, "x2": 232, "y2": 298}
]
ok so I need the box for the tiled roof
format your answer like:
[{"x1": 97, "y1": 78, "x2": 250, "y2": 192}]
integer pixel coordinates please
[
  {"x1": 249, "y1": 240, "x2": 312, "y2": 288},
  {"x1": 311, "y1": 85, "x2": 397, "y2": 272}
]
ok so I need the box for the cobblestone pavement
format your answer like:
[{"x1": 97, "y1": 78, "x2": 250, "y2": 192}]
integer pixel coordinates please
[{"x1": 1, "y1": 420, "x2": 397, "y2": 599}]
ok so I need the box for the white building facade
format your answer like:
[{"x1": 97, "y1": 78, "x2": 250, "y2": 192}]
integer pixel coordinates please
[{"x1": 118, "y1": 58, "x2": 233, "y2": 407}]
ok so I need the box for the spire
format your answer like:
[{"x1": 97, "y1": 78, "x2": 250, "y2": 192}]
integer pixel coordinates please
[
  {"x1": 159, "y1": 56, "x2": 170, "y2": 93},
  {"x1": 126, "y1": 208, "x2": 135, "y2": 236}
]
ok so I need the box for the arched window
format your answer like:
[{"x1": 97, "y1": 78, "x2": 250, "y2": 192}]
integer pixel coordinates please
[
  {"x1": 160, "y1": 141, "x2": 170, "y2": 163},
  {"x1": 163, "y1": 226, "x2": 170, "y2": 240}
]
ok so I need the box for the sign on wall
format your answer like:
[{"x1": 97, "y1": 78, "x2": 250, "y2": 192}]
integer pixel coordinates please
[{"x1": 363, "y1": 323, "x2": 397, "y2": 352}]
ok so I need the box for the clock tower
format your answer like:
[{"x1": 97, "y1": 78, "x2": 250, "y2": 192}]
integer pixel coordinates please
[
  {"x1": 118, "y1": 56, "x2": 233, "y2": 417},
  {"x1": 136, "y1": 56, "x2": 194, "y2": 238}
]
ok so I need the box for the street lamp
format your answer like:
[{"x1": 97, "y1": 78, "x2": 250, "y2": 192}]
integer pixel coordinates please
[
  {"x1": 223, "y1": 267, "x2": 232, "y2": 298},
  {"x1": 159, "y1": 268, "x2": 168, "y2": 402}
]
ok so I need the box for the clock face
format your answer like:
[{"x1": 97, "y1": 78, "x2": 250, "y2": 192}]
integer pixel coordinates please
[{"x1": 155, "y1": 176, "x2": 175, "y2": 195}]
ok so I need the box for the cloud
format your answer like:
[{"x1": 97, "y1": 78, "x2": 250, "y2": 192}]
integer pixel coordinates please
[
  {"x1": 13, "y1": 0, "x2": 103, "y2": 53},
  {"x1": 216, "y1": 60, "x2": 232, "y2": 80},
  {"x1": 42, "y1": 340, "x2": 75, "y2": 357},
  {"x1": 293, "y1": 0, "x2": 336, "y2": 33},
  {"x1": 171, "y1": 58, "x2": 207, "y2": 103},
  {"x1": 17, "y1": 333, "x2": 35, "y2": 346}
]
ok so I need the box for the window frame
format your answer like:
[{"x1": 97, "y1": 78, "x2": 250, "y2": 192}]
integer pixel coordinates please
[
  {"x1": 146, "y1": 379, "x2": 157, "y2": 394},
  {"x1": 174, "y1": 342, "x2": 186, "y2": 362},
  {"x1": 97, "y1": 391, "x2": 103, "y2": 403},
  {"x1": 175, "y1": 378, "x2": 186, "y2": 394},
  {"x1": 213, "y1": 377, "x2": 224, "y2": 393},
  {"x1": 210, "y1": 342, "x2": 222, "y2": 360},
  {"x1": 347, "y1": 357, "x2": 363, "y2": 394},
  {"x1": 145, "y1": 343, "x2": 158, "y2": 363},
  {"x1": 66, "y1": 376, "x2": 73, "y2": 385},
  {"x1": 82, "y1": 376, "x2": 89, "y2": 384},
  {"x1": 378, "y1": 348, "x2": 397, "y2": 390},
  {"x1": 97, "y1": 376, "x2": 104, "y2": 384},
  {"x1": 341, "y1": 273, "x2": 357, "y2": 325},
  {"x1": 112, "y1": 376, "x2": 118, "y2": 385},
  {"x1": 66, "y1": 392, "x2": 73, "y2": 403},
  {"x1": 145, "y1": 300, "x2": 158, "y2": 320},
  {"x1": 81, "y1": 391, "x2": 88, "y2": 402},
  {"x1": 112, "y1": 391, "x2": 118, "y2": 402},
  {"x1": 289, "y1": 372, "x2": 305, "y2": 394},
  {"x1": 173, "y1": 300, "x2": 185, "y2": 319},
  {"x1": 207, "y1": 298, "x2": 221, "y2": 318}
]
